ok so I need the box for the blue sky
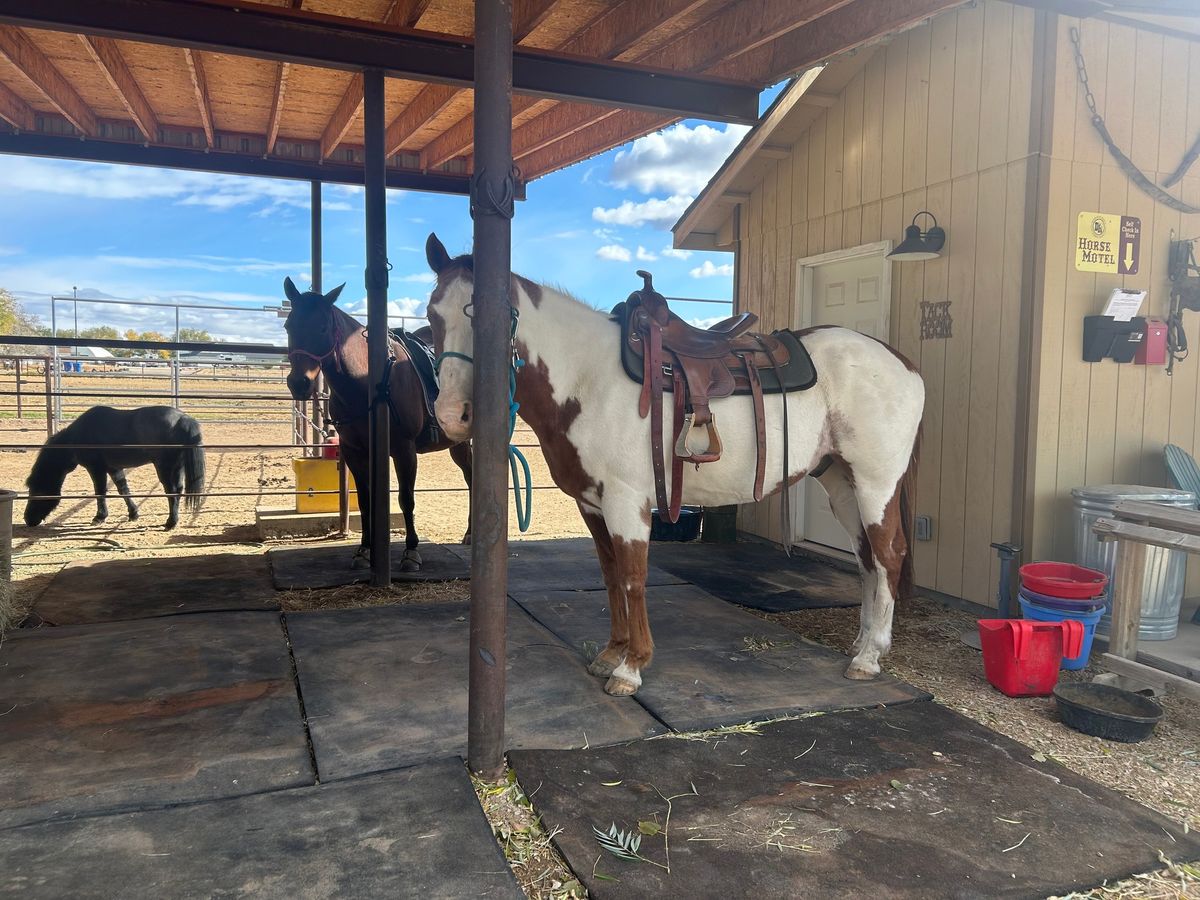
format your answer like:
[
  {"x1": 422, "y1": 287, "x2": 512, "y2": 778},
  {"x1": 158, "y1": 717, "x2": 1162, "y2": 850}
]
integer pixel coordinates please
[{"x1": 0, "y1": 91, "x2": 784, "y2": 344}]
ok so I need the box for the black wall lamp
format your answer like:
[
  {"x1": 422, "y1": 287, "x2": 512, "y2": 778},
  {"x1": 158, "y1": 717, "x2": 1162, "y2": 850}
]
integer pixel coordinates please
[{"x1": 888, "y1": 211, "x2": 946, "y2": 261}]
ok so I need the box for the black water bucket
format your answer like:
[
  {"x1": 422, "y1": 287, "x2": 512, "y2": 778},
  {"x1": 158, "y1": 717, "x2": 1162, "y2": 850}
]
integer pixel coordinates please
[
  {"x1": 1052, "y1": 683, "x2": 1163, "y2": 743},
  {"x1": 650, "y1": 507, "x2": 702, "y2": 542}
]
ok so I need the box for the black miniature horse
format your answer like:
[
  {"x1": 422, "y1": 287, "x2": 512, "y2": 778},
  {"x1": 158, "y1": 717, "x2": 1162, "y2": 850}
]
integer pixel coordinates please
[
  {"x1": 282, "y1": 277, "x2": 472, "y2": 571},
  {"x1": 24, "y1": 406, "x2": 206, "y2": 530}
]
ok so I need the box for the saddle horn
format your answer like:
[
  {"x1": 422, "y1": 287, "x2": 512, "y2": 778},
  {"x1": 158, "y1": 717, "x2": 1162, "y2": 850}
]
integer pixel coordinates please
[{"x1": 636, "y1": 269, "x2": 655, "y2": 293}]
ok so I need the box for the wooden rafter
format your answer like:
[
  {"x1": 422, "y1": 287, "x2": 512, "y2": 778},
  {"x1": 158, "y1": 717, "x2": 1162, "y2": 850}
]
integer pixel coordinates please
[
  {"x1": 519, "y1": 110, "x2": 673, "y2": 179},
  {"x1": 0, "y1": 26, "x2": 95, "y2": 135},
  {"x1": 321, "y1": 0, "x2": 433, "y2": 160},
  {"x1": 264, "y1": 0, "x2": 303, "y2": 156},
  {"x1": 421, "y1": 0, "x2": 709, "y2": 168},
  {"x1": 0, "y1": 76, "x2": 32, "y2": 130},
  {"x1": 78, "y1": 34, "x2": 158, "y2": 142},
  {"x1": 182, "y1": 48, "x2": 214, "y2": 147},
  {"x1": 320, "y1": 72, "x2": 363, "y2": 160},
  {"x1": 389, "y1": 0, "x2": 559, "y2": 159},
  {"x1": 510, "y1": 0, "x2": 854, "y2": 163}
]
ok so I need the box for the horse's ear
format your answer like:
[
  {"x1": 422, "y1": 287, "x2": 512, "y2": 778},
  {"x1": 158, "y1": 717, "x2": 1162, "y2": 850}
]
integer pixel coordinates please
[
  {"x1": 324, "y1": 283, "x2": 345, "y2": 306},
  {"x1": 426, "y1": 233, "x2": 451, "y2": 275},
  {"x1": 283, "y1": 277, "x2": 302, "y2": 304}
]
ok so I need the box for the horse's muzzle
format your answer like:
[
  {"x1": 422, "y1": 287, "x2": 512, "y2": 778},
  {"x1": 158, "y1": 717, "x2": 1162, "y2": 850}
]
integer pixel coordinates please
[
  {"x1": 436, "y1": 397, "x2": 473, "y2": 442},
  {"x1": 286, "y1": 372, "x2": 316, "y2": 401}
]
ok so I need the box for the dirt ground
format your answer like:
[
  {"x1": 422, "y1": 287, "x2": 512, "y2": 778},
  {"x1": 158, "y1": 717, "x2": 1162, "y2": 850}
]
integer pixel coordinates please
[{"x1": 0, "y1": 368, "x2": 1197, "y2": 898}]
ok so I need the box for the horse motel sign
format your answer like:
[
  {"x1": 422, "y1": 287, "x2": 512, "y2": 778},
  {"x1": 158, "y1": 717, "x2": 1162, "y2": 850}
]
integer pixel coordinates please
[{"x1": 1076, "y1": 211, "x2": 1142, "y2": 275}]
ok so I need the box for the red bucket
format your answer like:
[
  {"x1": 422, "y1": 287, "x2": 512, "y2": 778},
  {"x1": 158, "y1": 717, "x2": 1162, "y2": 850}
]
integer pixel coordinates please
[
  {"x1": 978, "y1": 619, "x2": 1084, "y2": 697},
  {"x1": 320, "y1": 433, "x2": 341, "y2": 461},
  {"x1": 1019, "y1": 562, "x2": 1108, "y2": 599}
]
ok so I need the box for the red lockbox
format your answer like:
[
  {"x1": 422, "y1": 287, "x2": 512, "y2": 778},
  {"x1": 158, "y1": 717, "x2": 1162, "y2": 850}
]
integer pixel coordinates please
[{"x1": 1134, "y1": 317, "x2": 1167, "y2": 365}]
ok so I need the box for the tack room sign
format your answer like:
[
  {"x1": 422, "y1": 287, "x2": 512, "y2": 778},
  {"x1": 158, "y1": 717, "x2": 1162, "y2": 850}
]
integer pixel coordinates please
[{"x1": 1075, "y1": 211, "x2": 1141, "y2": 275}]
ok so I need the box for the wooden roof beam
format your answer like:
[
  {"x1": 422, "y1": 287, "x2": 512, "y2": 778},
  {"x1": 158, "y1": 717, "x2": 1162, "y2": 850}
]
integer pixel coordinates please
[
  {"x1": 421, "y1": 0, "x2": 710, "y2": 167},
  {"x1": 0, "y1": 26, "x2": 96, "y2": 135},
  {"x1": 519, "y1": 110, "x2": 675, "y2": 180},
  {"x1": 183, "y1": 48, "x2": 214, "y2": 147},
  {"x1": 264, "y1": 0, "x2": 303, "y2": 156},
  {"x1": 79, "y1": 34, "x2": 158, "y2": 142},
  {"x1": 0, "y1": 77, "x2": 33, "y2": 130},
  {"x1": 387, "y1": 0, "x2": 559, "y2": 159},
  {"x1": 0, "y1": 129, "x2": 496, "y2": 196},
  {"x1": 0, "y1": 0, "x2": 758, "y2": 122}
]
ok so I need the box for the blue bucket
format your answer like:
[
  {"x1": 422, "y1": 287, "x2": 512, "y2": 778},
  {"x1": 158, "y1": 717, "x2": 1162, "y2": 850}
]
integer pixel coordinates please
[{"x1": 1019, "y1": 595, "x2": 1104, "y2": 670}]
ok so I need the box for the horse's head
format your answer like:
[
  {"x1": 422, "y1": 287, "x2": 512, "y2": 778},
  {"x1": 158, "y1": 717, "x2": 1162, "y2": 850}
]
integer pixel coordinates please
[
  {"x1": 425, "y1": 233, "x2": 476, "y2": 442},
  {"x1": 23, "y1": 442, "x2": 75, "y2": 526},
  {"x1": 282, "y1": 277, "x2": 346, "y2": 400}
]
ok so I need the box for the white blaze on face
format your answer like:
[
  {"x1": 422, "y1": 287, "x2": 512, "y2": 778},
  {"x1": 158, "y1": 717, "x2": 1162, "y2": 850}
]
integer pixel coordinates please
[{"x1": 431, "y1": 274, "x2": 476, "y2": 441}]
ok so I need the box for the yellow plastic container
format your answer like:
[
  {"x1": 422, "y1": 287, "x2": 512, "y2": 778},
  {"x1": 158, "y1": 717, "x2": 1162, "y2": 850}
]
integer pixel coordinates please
[{"x1": 292, "y1": 458, "x2": 357, "y2": 513}]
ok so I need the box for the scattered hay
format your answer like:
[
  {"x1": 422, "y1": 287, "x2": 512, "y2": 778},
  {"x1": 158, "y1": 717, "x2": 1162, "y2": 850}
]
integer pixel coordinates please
[
  {"x1": 756, "y1": 596, "x2": 1200, "y2": 839},
  {"x1": 0, "y1": 579, "x2": 18, "y2": 634},
  {"x1": 277, "y1": 579, "x2": 468, "y2": 611},
  {"x1": 473, "y1": 765, "x2": 586, "y2": 900},
  {"x1": 1052, "y1": 856, "x2": 1200, "y2": 899}
]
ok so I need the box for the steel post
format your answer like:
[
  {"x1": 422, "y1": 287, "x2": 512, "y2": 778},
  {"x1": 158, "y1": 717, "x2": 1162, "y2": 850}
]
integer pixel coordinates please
[
  {"x1": 466, "y1": 0, "x2": 513, "y2": 780},
  {"x1": 42, "y1": 358, "x2": 53, "y2": 437},
  {"x1": 311, "y1": 179, "x2": 324, "y2": 457},
  {"x1": 363, "y1": 68, "x2": 391, "y2": 587}
]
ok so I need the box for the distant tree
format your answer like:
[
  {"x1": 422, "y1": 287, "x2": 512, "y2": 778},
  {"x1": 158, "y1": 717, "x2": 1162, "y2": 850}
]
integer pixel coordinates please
[
  {"x1": 0, "y1": 288, "x2": 53, "y2": 355},
  {"x1": 138, "y1": 330, "x2": 172, "y2": 360},
  {"x1": 79, "y1": 325, "x2": 120, "y2": 341},
  {"x1": 178, "y1": 327, "x2": 213, "y2": 343}
]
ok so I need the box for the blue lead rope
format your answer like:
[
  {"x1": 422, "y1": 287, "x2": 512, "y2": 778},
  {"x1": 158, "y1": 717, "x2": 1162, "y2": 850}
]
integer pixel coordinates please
[
  {"x1": 506, "y1": 309, "x2": 533, "y2": 532},
  {"x1": 434, "y1": 308, "x2": 533, "y2": 533}
]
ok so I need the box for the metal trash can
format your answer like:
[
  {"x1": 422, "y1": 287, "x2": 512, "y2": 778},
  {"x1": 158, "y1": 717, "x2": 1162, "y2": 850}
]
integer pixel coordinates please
[{"x1": 1072, "y1": 484, "x2": 1196, "y2": 641}]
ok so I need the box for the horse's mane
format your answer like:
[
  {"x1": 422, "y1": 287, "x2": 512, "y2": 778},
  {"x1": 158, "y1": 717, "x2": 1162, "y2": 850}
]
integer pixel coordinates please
[{"x1": 27, "y1": 426, "x2": 78, "y2": 491}]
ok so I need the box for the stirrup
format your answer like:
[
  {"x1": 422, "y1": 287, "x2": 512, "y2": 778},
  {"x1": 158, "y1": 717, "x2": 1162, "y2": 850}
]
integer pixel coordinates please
[{"x1": 674, "y1": 412, "x2": 723, "y2": 463}]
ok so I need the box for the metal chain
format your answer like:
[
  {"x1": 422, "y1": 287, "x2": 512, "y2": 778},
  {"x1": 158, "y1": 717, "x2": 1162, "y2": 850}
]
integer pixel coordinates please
[{"x1": 1069, "y1": 27, "x2": 1097, "y2": 117}]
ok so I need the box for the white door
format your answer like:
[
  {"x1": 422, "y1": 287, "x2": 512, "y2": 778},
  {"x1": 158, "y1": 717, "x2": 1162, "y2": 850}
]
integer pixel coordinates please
[{"x1": 792, "y1": 244, "x2": 891, "y2": 552}]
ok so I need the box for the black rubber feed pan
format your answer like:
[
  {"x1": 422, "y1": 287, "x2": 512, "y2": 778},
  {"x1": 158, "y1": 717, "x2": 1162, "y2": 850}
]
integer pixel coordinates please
[{"x1": 1053, "y1": 683, "x2": 1163, "y2": 743}]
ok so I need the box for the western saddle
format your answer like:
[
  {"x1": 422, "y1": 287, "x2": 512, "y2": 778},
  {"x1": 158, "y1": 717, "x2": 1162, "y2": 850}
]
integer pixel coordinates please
[{"x1": 614, "y1": 270, "x2": 817, "y2": 525}]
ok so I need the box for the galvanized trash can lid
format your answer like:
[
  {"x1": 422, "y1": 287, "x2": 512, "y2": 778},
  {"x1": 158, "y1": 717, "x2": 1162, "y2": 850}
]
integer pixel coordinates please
[{"x1": 1070, "y1": 484, "x2": 1197, "y2": 505}]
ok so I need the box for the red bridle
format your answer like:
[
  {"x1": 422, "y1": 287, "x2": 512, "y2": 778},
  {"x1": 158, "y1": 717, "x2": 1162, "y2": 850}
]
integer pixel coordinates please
[{"x1": 287, "y1": 315, "x2": 344, "y2": 374}]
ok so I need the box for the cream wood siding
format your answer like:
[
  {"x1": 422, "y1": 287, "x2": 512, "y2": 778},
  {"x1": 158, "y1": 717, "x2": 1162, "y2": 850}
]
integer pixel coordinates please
[
  {"x1": 734, "y1": 2, "x2": 1038, "y2": 608},
  {"x1": 1028, "y1": 16, "x2": 1200, "y2": 594}
]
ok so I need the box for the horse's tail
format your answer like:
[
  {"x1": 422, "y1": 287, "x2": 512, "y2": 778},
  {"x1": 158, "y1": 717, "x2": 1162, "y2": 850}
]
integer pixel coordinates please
[
  {"x1": 180, "y1": 418, "x2": 206, "y2": 512},
  {"x1": 898, "y1": 423, "x2": 922, "y2": 600}
]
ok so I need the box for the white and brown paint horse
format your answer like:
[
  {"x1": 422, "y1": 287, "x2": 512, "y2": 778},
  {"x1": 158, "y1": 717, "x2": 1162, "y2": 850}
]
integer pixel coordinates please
[{"x1": 424, "y1": 234, "x2": 924, "y2": 696}]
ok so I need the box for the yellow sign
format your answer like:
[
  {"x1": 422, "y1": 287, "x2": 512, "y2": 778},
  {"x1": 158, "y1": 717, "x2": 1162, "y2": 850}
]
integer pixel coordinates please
[{"x1": 1075, "y1": 211, "x2": 1140, "y2": 275}]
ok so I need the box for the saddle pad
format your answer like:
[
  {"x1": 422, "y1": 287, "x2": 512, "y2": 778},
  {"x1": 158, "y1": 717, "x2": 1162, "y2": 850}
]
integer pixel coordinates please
[
  {"x1": 611, "y1": 303, "x2": 818, "y2": 395},
  {"x1": 391, "y1": 329, "x2": 439, "y2": 418}
]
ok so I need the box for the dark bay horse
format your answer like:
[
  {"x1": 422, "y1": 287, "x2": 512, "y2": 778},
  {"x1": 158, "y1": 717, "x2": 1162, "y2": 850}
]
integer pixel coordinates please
[
  {"x1": 282, "y1": 278, "x2": 472, "y2": 571},
  {"x1": 24, "y1": 405, "x2": 206, "y2": 530}
]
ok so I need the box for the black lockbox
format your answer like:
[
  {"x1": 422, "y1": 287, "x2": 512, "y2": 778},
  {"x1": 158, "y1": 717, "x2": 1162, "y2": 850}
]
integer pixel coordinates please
[{"x1": 1082, "y1": 315, "x2": 1145, "y2": 363}]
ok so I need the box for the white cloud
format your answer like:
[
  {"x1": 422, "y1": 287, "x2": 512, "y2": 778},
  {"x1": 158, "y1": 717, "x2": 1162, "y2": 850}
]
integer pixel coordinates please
[
  {"x1": 397, "y1": 272, "x2": 436, "y2": 284},
  {"x1": 635, "y1": 246, "x2": 658, "y2": 262},
  {"x1": 596, "y1": 244, "x2": 632, "y2": 262},
  {"x1": 689, "y1": 260, "x2": 734, "y2": 279},
  {"x1": 96, "y1": 254, "x2": 308, "y2": 275},
  {"x1": 343, "y1": 296, "x2": 429, "y2": 326},
  {"x1": 609, "y1": 123, "x2": 751, "y2": 197},
  {"x1": 661, "y1": 246, "x2": 693, "y2": 260},
  {"x1": 0, "y1": 245, "x2": 21, "y2": 257},
  {"x1": 593, "y1": 195, "x2": 693, "y2": 230}
]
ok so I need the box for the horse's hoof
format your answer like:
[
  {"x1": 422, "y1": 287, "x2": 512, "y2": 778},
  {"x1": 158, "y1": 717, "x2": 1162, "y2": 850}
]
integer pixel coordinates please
[
  {"x1": 90, "y1": 516, "x2": 106, "y2": 526},
  {"x1": 461, "y1": 532, "x2": 472, "y2": 546},
  {"x1": 843, "y1": 663, "x2": 880, "y2": 681},
  {"x1": 163, "y1": 521, "x2": 177, "y2": 531},
  {"x1": 351, "y1": 550, "x2": 371, "y2": 570},
  {"x1": 400, "y1": 549, "x2": 422, "y2": 573},
  {"x1": 128, "y1": 508, "x2": 140, "y2": 522},
  {"x1": 604, "y1": 674, "x2": 640, "y2": 697},
  {"x1": 587, "y1": 655, "x2": 617, "y2": 678}
]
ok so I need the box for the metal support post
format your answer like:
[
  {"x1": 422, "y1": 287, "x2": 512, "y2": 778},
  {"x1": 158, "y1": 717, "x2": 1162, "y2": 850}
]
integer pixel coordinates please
[
  {"x1": 363, "y1": 68, "x2": 391, "y2": 587},
  {"x1": 467, "y1": 0, "x2": 514, "y2": 779},
  {"x1": 43, "y1": 357, "x2": 54, "y2": 437},
  {"x1": 14, "y1": 358, "x2": 21, "y2": 419},
  {"x1": 311, "y1": 179, "x2": 325, "y2": 458},
  {"x1": 338, "y1": 454, "x2": 351, "y2": 537},
  {"x1": 49, "y1": 298, "x2": 61, "y2": 425},
  {"x1": 172, "y1": 305, "x2": 181, "y2": 409}
]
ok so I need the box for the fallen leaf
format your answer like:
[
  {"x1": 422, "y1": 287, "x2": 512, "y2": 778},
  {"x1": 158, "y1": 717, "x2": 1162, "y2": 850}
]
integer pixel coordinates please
[
  {"x1": 890, "y1": 779, "x2": 906, "y2": 791},
  {"x1": 600, "y1": 780, "x2": 623, "y2": 787},
  {"x1": 637, "y1": 821, "x2": 661, "y2": 837},
  {"x1": 1031, "y1": 752, "x2": 1048, "y2": 763}
]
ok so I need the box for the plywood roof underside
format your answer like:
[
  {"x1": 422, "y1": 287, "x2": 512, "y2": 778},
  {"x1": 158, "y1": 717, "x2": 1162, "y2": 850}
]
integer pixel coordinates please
[{"x1": 0, "y1": 0, "x2": 993, "y2": 186}]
